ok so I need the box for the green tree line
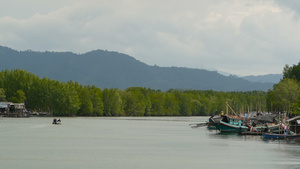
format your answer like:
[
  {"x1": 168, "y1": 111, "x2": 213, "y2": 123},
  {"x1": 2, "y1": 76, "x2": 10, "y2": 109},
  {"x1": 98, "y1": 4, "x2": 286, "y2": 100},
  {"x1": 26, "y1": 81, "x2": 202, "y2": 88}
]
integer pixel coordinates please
[
  {"x1": 0, "y1": 69, "x2": 267, "y2": 116},
  {"x1": 267, "y1": 62, "x2": 300, "y2": 115}
]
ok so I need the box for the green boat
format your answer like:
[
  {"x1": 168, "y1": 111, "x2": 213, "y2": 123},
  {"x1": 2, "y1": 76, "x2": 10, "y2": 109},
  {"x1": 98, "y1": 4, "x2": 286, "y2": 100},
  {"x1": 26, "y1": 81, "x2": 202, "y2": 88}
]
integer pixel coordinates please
[{"x1": 209, "y1": 115, "x2": 248, "y2": 132}]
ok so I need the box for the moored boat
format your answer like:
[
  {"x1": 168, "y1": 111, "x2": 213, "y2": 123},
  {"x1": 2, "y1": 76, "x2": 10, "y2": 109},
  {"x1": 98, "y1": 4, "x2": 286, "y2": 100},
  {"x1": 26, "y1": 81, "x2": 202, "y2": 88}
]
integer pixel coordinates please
[
  {"x1": 209, "y1": 102, "x2": 249, "y2": 133},
  {"x1": 255, "y1": 123, "x2": 282, "y2": 133},
  {"x1": 248, "y1": 113, "x2": 281, "y2": 133},
  {"x1": 209, "y1": 115, "x2": 248, "y2": 132},
  {"x1": 262, "y1": 133, "x2": 300, "y2": 139}
]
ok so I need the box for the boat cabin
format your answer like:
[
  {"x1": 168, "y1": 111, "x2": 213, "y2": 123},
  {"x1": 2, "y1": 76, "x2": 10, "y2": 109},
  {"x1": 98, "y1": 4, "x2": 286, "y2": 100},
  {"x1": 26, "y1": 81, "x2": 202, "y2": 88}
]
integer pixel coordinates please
[{"x1": 221, "y1": 115, "x2": 243, "y2": 126}]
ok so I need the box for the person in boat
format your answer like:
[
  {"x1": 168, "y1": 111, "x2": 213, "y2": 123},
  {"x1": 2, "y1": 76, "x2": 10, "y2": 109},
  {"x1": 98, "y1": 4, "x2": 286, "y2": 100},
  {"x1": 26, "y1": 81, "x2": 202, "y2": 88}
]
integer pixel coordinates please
[
  {"x1": 53, "y1": 118, "x2": 57, "y2": 124},
  {"x1": 264, "y1": 123, "x2": 269, "y2": 133},
  {"x1": 250, "y1": 127, "x2": 256, "y2": 132},
  {"x1": 285, "y1": 125, "x2": 291, "y2": 135},
  {"x1": 244, "y1": 122, "x2": 251, "y2": 131}
]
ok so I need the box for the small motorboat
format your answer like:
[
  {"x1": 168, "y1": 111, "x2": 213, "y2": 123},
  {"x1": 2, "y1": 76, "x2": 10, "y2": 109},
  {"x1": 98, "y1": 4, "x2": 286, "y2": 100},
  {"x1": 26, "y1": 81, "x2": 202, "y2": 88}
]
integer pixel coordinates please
[{"x1": 52, "y1": 118, "x2": 61, "y2": 125}]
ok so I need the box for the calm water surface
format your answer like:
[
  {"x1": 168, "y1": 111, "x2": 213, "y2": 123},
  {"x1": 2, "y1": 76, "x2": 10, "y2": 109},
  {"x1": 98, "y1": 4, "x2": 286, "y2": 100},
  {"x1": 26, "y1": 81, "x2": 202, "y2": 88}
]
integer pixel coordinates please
[{"x1": 1, "y1": 117, "x2": 300, "y2": 169}]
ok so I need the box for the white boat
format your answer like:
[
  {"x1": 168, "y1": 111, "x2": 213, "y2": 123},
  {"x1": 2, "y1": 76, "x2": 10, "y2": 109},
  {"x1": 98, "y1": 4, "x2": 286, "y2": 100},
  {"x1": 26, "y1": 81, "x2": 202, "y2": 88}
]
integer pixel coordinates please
[{"x1": 52, "y1": 118, "x2": 62, "y2": 125}]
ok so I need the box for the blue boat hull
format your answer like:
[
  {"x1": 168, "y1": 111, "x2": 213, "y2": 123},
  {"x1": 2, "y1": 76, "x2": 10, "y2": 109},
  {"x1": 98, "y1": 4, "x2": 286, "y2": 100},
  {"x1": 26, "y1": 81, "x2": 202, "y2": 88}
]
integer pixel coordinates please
[{"x1": 262, "y1": 133, "x2": 300, "y2": 139}]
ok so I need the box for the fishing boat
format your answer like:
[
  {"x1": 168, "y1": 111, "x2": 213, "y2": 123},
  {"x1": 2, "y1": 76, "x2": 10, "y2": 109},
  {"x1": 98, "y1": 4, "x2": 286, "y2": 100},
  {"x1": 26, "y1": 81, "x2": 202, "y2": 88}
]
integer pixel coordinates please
[
  {"x1": 262, "y1": 119, "x2": 300, "y2": 139},
  {"x1": 262, "y1": 133, "x2": 300, "y2": 139},
  {"x1": 209, "y1": 115, "x2": 248, "y2": 132},
  {"x1": 248, "y1": 113, "x2": 281, "y2": 132},
  {"x1": 252, "y1": 123, "x2": 282, "y2": 133},
  {"x1": 209, "y1": 102, "x2": 248, "y2": 132},
  {"x1": 262, "y1": 116, "x2": 300, "y2": 141},
  {"x1": 238, "y1": 123, "x2": 283, "y2": 135}
]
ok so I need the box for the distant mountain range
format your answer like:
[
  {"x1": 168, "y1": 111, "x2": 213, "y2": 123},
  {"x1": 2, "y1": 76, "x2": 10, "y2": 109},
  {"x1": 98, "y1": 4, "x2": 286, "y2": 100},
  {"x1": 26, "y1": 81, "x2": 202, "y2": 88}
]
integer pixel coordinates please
[
  {"x1": 0, "y1": 46, "x2": 281, "y2": 91},
  {"x1": 242, "y1": 74, "x2": 282, "y2": 84}
]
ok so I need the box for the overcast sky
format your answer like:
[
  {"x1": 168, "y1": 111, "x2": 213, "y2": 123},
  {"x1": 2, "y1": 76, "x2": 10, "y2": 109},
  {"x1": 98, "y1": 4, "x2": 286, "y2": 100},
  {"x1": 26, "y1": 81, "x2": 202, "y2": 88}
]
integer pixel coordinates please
[{"x1": 1, "y1": 0, "x2": 300, "y2": 76}]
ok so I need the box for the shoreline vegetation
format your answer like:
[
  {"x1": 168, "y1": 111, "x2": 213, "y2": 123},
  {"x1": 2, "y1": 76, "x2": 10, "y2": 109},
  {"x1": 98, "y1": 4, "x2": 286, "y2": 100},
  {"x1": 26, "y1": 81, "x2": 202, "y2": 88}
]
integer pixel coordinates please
[{"x1": 0, "y1": 61, "x2": 300, "y2": 117}]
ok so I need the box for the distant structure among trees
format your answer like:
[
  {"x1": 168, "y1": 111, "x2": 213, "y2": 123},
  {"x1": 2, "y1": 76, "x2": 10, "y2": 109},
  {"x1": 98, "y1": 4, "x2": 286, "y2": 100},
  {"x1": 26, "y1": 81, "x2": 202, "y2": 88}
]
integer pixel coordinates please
[{"x1": 0, "y1": 102, "x2": 28, "y2": 117}]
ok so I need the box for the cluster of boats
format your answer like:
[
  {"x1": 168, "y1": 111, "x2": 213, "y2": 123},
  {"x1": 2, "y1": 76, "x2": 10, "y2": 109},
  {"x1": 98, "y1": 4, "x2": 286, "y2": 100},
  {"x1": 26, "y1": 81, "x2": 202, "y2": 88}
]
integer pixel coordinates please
[
  {"x1": 205, "y1": 113, "x2": 300, "y2": 140},
  {"x1": 191, "y1": 103, "x2": 300, "y2": 140}
]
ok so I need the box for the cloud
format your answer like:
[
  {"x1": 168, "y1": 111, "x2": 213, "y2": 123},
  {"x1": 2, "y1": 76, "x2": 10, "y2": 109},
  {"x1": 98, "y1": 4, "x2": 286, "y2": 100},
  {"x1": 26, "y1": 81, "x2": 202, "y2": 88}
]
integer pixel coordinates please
[
  {"x1": 274, "y1": 0, "x2": 300, "y2": 14},
  {"x1": 0, "y1": 0, "x2": 300, "y2": 75}
]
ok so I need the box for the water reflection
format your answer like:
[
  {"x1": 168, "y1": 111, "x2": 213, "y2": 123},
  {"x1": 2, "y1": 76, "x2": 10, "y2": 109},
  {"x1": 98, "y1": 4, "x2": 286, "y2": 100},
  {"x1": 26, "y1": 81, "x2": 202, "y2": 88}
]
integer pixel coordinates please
[{"x1": 205, "y1": 128, "x2": 300, "y2": 169}]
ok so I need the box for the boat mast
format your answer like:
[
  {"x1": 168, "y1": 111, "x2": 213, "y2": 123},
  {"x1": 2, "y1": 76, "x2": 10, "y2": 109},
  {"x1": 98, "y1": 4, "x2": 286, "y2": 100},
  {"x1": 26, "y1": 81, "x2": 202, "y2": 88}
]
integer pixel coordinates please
[
  {"x1": 226, "y1": 102, "x2": 228, "y2": 115},
  {"x1": 226, "y1": 102, "x2": 237, "y2": 116}
]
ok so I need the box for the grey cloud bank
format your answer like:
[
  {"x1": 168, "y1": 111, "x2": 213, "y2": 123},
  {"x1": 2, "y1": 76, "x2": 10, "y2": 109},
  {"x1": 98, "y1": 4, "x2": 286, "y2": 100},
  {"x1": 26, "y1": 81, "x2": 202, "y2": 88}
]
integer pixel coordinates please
[{"x1": 1, "y1": 0, "x2": 300, "y2": 76}]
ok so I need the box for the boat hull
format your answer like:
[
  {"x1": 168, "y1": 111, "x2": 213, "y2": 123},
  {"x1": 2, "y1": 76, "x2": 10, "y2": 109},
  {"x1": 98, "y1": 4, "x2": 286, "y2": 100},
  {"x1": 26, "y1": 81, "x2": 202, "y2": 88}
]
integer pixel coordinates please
[
  {"x1": 214, "y1": 121, "x2": 248, "y2": 132},
  {"x1": 262, "y1": 133, "x2": 300, "y2": 139}
]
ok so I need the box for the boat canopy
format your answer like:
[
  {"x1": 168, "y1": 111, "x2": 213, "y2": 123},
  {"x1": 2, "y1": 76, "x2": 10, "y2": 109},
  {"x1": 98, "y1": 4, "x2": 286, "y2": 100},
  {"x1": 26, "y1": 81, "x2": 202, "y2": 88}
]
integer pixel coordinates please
[{"x1": 254, "y1": 114, "x2": 278, "y2": 123}]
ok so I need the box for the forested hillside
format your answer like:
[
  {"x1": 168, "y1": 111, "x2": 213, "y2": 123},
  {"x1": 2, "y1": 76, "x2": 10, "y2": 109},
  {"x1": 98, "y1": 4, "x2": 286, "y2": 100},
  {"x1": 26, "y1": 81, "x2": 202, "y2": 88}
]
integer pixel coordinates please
[
  {"x1": 0, "y1": 46, "x2": 273, "y2": 91},
  {"x1": 0, "y1": 70, "x2": 267, "y2": 116}
]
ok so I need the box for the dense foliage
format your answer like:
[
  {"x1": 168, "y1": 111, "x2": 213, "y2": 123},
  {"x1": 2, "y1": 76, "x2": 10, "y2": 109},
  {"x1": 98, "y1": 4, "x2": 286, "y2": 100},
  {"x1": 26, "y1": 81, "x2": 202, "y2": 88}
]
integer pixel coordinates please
[
  {"x1": 267, "y1": 62, "x2": 300, "y2": 114},
  {"x1": 283, "y1": 62, "x2": 300, "y2": 81},
  {"x1": 0, "y1": 69, "x2": 267, "y2": 116}
]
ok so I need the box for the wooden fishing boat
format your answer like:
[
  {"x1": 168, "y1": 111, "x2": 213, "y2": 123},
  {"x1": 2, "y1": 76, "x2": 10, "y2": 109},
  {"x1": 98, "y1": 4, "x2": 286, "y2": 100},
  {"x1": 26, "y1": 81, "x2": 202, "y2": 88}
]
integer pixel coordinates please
[
  {"x1": 262, "y1": 133, "x2": 300, "y2": 139},
  {"x1": 209, "y1": 102, "x2": 249, "y2": 132},
  {"x1": 255, "y1": 123, "x2": 282, "y2": 132},
  {"x1": 209, "y1": 115, "x2": 248, "y2": 132}
]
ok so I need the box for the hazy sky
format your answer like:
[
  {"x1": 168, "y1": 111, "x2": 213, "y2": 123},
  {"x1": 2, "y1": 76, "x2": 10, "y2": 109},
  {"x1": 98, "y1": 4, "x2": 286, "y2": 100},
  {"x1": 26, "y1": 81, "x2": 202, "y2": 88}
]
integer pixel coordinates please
[{"x1": 1, "y1": 0, "x2": 300, "y2": 76}]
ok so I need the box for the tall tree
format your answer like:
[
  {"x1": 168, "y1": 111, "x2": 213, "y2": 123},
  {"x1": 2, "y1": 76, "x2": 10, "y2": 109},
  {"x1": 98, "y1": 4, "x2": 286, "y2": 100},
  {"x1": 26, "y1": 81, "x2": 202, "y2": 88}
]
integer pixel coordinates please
[
  {"x1": 0, "y1": 88, "x2": 6, "y2": 101},
  {"x1": 9, "y1": 90, "x2": 26, "y2": 103},
  {"x1": 150, "y1": 91, "x2": 165, "y2": 116},
  {"x1": 164, "y1": 93, "x2": 179, "y2": 116},
  {"x1": 90, "y1": 86, "x2": 104, "y2": 116},
  {"x1": 173, "y1": 91, "x2": 192, "y2": 116},
  {"x1": 78, "y1": 86, "x2": 94, "y2": 116},
  {"x1": 103, "y1": 88, "x2": 124, "y2": 116},
  {"x1": 53, "y1": 82, "x2": 80, "y2": 116}
]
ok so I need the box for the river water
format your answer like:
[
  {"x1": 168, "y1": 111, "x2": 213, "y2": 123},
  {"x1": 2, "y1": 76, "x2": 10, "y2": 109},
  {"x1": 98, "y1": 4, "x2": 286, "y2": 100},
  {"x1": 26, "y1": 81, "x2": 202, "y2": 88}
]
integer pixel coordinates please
[{"x1": 0, "y1": 116, "x2": 300, "y2": 169}]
